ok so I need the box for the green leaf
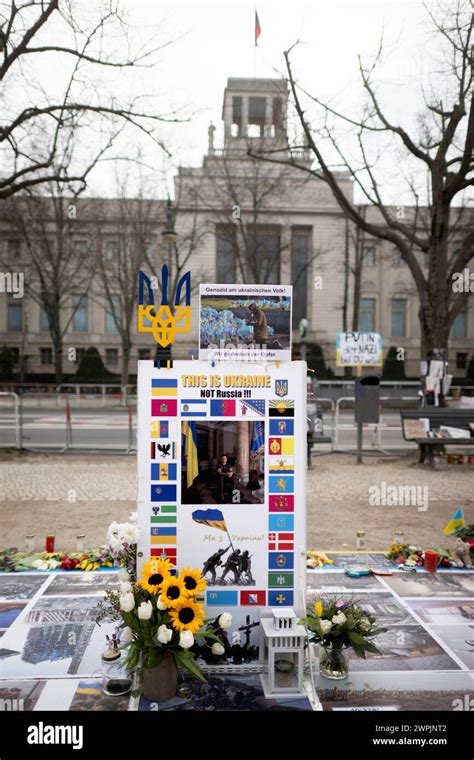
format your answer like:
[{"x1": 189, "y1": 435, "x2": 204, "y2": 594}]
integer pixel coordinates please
[{"x1": 173, "y1": 650, "x2": 206, "y2": 683}]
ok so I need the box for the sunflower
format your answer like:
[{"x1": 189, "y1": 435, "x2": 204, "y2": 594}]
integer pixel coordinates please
[
  {"x1": 138, "y1": 558, "x2": 172, "y2": 594},
  {"x1": 169, "y1": 599, "x2": 206, "y2": 633},
  {"x1": 178, "y1": 567, "x2": 207, "y2": 597},
  {"x1": 160, "y1": 576, "x2": 187, "y2": 608}
]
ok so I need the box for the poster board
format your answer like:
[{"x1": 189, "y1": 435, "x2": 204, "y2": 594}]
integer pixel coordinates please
[
  {"x1": 199, "y1": 284, "x2": 292, "y2": 362},
  {"x1": 136, "y1": 360, "x2": 307, "y2": 645},
  {"x1": 336, "y1": 332, "x2": 382, "y2": 367}
]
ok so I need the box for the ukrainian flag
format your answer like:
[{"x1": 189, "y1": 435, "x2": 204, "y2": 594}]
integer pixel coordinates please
[
  {"x1": 182, "y1": 421, "x2": 199, "y2": 488},
  {"x1": 443, "y1": 508, "x2": 465, "y2": 535},
  {"x1": 192, "y1": 508, "x2": 227, "y2": 532},
  {"x1": 151, "y1": 379, "x2": 178, "y2": 397}
]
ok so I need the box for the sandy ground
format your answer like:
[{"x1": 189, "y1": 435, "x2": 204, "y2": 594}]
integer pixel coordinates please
[{"x1": 0, "y1": 450, "x2": 472, "y2": 553}]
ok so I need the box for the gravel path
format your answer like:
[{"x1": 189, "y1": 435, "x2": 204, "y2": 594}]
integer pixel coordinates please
[{"x1": 0, "y1": 451, "x2": 472, "y2": 553}]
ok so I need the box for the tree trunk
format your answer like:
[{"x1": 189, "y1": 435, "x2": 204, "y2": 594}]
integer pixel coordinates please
[
  {"x1": 121, "y1": 341, "x2": 130, "y2": 388},
  {"x1": 53, "y1": 341, "x2": 63, "y2": 387}
]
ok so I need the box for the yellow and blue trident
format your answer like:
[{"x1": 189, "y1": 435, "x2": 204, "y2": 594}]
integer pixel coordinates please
[{"x1": 137, "y1": 264, "x2": 191, "y2": 347}]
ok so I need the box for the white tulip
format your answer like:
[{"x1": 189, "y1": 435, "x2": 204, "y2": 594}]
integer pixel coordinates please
[
  {"x1": 32, "y1": 559, "x2": 44, "y2": 569},
  {"x1": 120, "y1": 592, "x2": 135, "y2": 612},
  {"x1": 120, "y1": 582, "x2": 133, "y2": 595},
  {"x1": 39, "y1": 561, "x2": 49, "y2": 571},
  {"x1": 179, "y1": 631, "x2": 194, "y2": 649},
  {"x1": 137, "y1": 601, "x2": 153, "y2": 620},
  {"x1": 211, "y1": 642, "x2": 225, "y2": 656},
  {"x1": 118, "y1": 568, "x2": 130, "y2": 582},
  {"x1": 218, "y1": 612, "x2": 232, "y2": 630},
  {"x1": 319, "y1": 620, "x2": 333, "y2": 634},
  {"x1": 47, "y1": 559, "x2": 59, "y2": 569},
  {"x1": 157, "y1": 624, "x2": 173, "y2": 644},
  {"x1": 331, "y1": 612, "x2": 346, "y2": 626},
  {"x1": 157, "y1": 595, "x2": 168, "y2": 611},
  {"x1": 121, "y1": 626, "x2": 133, "y2": 644}
]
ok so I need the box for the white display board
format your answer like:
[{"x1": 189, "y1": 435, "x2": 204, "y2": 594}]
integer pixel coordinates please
[{"x1": 136, "y1": 360, "x2": 307, "y2": 638}]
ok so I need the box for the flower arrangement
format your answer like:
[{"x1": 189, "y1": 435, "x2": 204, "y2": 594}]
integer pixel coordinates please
[
  {"x1": 0, "y1": 548, "x2": 113, "y2": 572},
  {"x1": 301, "y1": 596, "x2": 386, "y2": 659},
  {"x1": 387, "y1": 542, "x2": 452, "y2": 567},
  {"x1": 97, "y1": 559, "x2": 230, "y2": 683},
  {"x1": 106, "y1": 513, "x2": 139, "y2": 577}
]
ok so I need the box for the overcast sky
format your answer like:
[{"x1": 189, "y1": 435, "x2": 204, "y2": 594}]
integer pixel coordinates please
[{"x1": 22, "y1": 0, "x2": 459, "y2": 204}]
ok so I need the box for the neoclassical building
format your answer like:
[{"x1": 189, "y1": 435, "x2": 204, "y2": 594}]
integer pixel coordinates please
[{"x1": 0, "y1": 76, "x2": 472, "y2": 380}]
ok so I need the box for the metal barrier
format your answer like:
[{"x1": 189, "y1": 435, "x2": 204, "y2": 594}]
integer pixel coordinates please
[
  {"x1": 0, "y1": 392, "x2": 20, "y2": 448},
  {"x1": 3, "y1": 392, "x2": 137, "y2": 452}
]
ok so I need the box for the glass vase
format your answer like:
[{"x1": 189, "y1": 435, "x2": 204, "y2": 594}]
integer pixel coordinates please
[{"x1": 319, "y1": 644, "x2": 349, "y2": 680}]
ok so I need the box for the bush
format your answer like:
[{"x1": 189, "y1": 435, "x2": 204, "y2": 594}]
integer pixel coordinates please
[
  {"x1": 383, "y1": 346, "x2": 406, "y2": 380},
  {"x1": 0, "y1": 346, "x2": 16, "y2": 380},
  {"x1": 306, "y1": 342, "x2": 334, "y2": 379},
  {"x1": 72, "y1": 347, "x2": 119, "y2": 383}
]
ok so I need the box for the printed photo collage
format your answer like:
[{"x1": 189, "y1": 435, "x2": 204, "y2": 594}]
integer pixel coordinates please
[{"x1": 307, "y1": 564, "x2": 474, "y2": 711}]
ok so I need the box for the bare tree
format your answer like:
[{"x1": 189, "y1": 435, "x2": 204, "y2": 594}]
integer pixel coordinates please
[
  {"x1": 181, "y1": 147, "x2": 327, "y2": 298},
  {"x1": 0, "y1": 0, "x2": 180, "y2": 200},
  {"x1": 90, "y1": 187, "x2": 161, "y2": 385},
  {"x1": 1, "y1": 186, "x2": 96, "y2": 383},
  {"x1": 251, "y1": 1, "x2": 473, "y2": 362}
]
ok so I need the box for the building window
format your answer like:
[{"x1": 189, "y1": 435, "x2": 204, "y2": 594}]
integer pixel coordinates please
[
  {"x1": 7, "y1": 239, "x2": 20, "y2": 258},
  {"x1": 391, "y1": 249, "x2": 404, "y2": 267},
  {"x1": 72, "y1": 293, "x2": 88, "y2": 332},
  {"x1": 40, "y1": 347, "x2": 53, "y2": 365},
  {"x1": 362, "y1": 246, "x2": 375, "y2": 266},
  {"x1": 73, "y1": 240, "x2": 88, "y2": 256},
  {"x1": 251, "y1": 227, "x2": 280, "y2": 284},
  {"x1": 391, "y1": 298, "x2": 406, "y2": 337},
  {"x1": 232, "y1": 96, "x2": 242, "y2": 136},
  {"x1": 106, "y1": 348, "x2": 119, "y2": 368},
  {"x1": 272, "y1": 97, "x2": 283, "y2": 131},
  {"x1": 40, "y1": 307, "x2": 50, "y2": 332},
  {"x1": 139, "y1": 348, "x2": 150, "y2": 360},
  {"x1": 359, "y1": 298, "x2": 376, "y2": 332},
  {"x1": 456, "y1": 352, "x2": 468, "y2": 370},
  {"x1": 452, "y1": 307, "x2": 467, "y2": 338},
  {"x1": 7, "y1": 298, "x2": 23, "y2": 331},
  {"x1": 104, "y1": 240, "x2": 119, "y2": 260},
  {"x1": 291, "y1": 228, "x2": 310, "y2": 328},
  {"x1": 248, "y1": 96, "x2": 266, "y2": 137},
  {"x1": 216, "y1": 226, "x2": 237, "y2": 283},
  {"x1": 105, "y1": 295, "x2": 121, "y2": 332}
]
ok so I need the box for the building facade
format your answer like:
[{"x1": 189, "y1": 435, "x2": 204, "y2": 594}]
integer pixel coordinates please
[{"x1": 0, "y1": 76, "x2": 472, "y2": 381}]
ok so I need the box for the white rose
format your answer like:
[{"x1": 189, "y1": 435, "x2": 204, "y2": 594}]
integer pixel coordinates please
[
  {"x1": 32, "y1": 559, "x2": 44, "y2": 569},
  {"x1": 157, "y1": 595, "x2": 168, "y2": 611},
  {"x1": 120, "y1": 592, "x2": 135, "y2": 612},
  {"x1": 157, "y1": 624, "x2": 173, "y2": 644},
  {"x1": 137, "y1": 601, "x2": 153, "y2": 620},
  {"x1": 121, "y1": 626, "x2": 133, "y2": 644},
  {"x1": 211, "y1": 642, "x2": 225, "y2": 656},
  {"x1": 118, "y1": 568, "x2": 130, "y2": 582},
  {"x1": 179, "y1": 631, "x2": 194, "y2": 649},
  {"x1": 47, "y1": 559, "x2": 59, "y2": 569},
  {"x1": 359, "y1": 618, "x2": 371, "y2": 632},
  {"x1": 120, "y1": 582, "x2": 133, "y2": 595},
  {"x1": 218, "y1": 612, "x2": 232, "y2": 630},
  {"x1": 331, "y1": 612, "x2": 346, "y2": 626},
  {"x1": 38, "y1": 561, "x2": 49, "y2": 571},
  {"x1": 319, "y1": 619, "x2": 333, "y2": 634}
]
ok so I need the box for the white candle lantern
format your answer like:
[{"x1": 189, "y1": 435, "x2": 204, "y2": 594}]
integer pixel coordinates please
[{"x1": 260, "y1": 609, "x2": 307, "y2": 698}]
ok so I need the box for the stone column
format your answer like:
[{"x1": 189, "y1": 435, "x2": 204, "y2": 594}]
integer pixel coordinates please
[{"x1": 236, "y1": 421, "x2": 250, "y2": 477}]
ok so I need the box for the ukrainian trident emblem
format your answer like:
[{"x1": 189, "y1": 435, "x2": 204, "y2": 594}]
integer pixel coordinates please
[{"x1": 138, "y1": 264, "x2": 191, "y2": 347}]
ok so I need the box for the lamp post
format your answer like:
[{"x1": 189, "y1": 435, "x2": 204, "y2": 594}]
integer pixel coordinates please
[{"x1": 156, "y1": 197, "x2": 177, "y2": 363}]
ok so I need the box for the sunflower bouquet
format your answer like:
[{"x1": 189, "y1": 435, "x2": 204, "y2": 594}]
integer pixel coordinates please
[{"x1": 98, "y1": 558, "x2": 226, "y2": 682}]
